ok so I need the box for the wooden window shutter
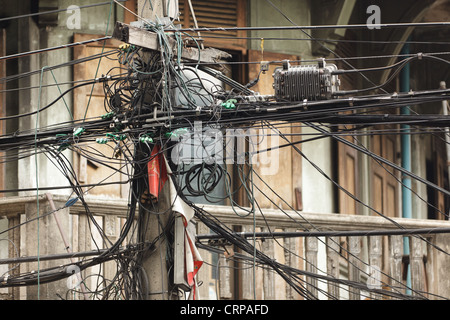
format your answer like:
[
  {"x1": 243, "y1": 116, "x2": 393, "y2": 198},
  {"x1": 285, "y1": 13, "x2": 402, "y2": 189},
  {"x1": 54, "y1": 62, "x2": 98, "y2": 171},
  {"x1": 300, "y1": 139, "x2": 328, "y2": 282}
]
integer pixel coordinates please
[
  {"x1": 178, "y1": 0, "x2": 247, "y2": 51},
  {"x1": 370, "y1": 129, "x2": 400, "y2": 218},
  {"x1": 247, "y1": 51, "x2": 302, "y2": 210},
  {"x1": 123, "y1": 0, "x2": 138, "y2": 24},
  {"x1": 72, "y1": 34, "x2": 129, "y2": 199},
  {"x1": 334, "y1": 31, "x2": 363, "y2": 216}
]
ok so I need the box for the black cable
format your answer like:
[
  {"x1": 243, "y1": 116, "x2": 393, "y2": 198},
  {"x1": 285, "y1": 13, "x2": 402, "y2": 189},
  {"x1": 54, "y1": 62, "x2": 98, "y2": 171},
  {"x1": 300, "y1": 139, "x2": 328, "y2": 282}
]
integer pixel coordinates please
[
  {"x1": 0, "y1": 1, "x2": 127, "y2": 24},
  {"x1": 0, "y1": 49, "x2": 119, "y2": 84},
  {"x1": 198, "y1": 227, "x2": 450, "y2": 241},
  {"x1": 170, "y1": 21, "x2": 450, "y2": 33},
  {"x1": 0, "y1": 75, "x2": 125, "y2": 121},
  {"x1": 0, "y1": 37, "x2": 114, "y2": 62}
]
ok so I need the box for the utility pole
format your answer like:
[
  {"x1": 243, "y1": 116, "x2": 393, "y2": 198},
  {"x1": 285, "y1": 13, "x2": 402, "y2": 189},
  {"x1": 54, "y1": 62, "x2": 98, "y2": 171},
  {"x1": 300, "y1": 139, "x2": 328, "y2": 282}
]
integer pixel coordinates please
[
  {"x1": 136, "y1": 0, "x2": 178, "y2": 300},
  {"x1": 112, "y1": 1, "x2": 228, "y2": 300}
]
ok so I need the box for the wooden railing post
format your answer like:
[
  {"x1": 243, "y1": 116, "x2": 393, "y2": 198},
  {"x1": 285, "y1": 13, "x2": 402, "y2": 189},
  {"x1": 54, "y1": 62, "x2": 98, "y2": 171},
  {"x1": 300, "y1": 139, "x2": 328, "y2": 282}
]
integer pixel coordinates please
[
  {"x1": 368, "y1": 236, "x2": 383, "y2": 300},
  {"x1": 410, "y1": 236, "x2": 425, "y2": 297},
  {"x1": 284, "y1": 228, "x2": 300, "y2": 300},
  {"x1": 241, "y1": 225, "x2": 255, "y2": 300},
  {"x1": 389, "y1": 235, "x2": 404, "y2": 298},
  {"x1": 261, "y1": 227, "x2": 275, "y2": 299},
  {"x1": 305, "y1": 236, "x2": 318, "y2": 299},
  {"x1": 348, "y1": 236, "x2": 361, "y2": 300},
  {"x1": 218, "y1": 224, "x2": 235, "y2": 300},
  {"x1": 326, "y1": 236, "x2": 340, "y2": 300}
]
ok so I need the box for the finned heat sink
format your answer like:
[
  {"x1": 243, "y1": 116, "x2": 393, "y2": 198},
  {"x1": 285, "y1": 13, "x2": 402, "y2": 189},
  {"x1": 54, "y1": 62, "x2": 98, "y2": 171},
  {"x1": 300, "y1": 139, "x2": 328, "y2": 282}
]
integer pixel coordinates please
[{"x1": 273, "y1": 60, "x2": 340, "y2": 102}]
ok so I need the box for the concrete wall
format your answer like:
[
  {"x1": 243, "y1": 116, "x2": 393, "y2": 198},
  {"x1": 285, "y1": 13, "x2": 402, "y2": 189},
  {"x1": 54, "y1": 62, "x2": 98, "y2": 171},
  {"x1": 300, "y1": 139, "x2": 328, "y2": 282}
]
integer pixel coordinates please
[
  {"x1": 248, "y1": 0, "x2": 334, "y2": 299},
  {"x1": 1, "y1": 1, "x2": 125, "y2": 196},
  {"x1": 248, "y1": 0, "x2": 314, "y2": 60},
  {"x1": 0, "y1": 1, "x2": 126, "y2": 300},
  {"x1": 4, "y1": 0, "x2": 335, "y2": 212},
  {"x1": 248, "y1": 0, "x2": 335, "y2": 215}
]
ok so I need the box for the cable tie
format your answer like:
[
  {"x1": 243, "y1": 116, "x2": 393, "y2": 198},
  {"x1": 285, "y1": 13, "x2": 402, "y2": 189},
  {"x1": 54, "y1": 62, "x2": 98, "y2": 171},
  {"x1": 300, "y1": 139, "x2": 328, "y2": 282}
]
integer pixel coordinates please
[
  {"x1": 119, "y1": 43, "x2": 134, "y2": 51},
  {"x1": 73, "y1": 127, "x2": 85, "y2": 137},
  {"x1": 101, "y1": 111, "x2": 115, "y2": 119},
  {"x1": 140, "y1": 135, "x2": 153, "y2": 143},
  {"x1": 222, "y1": 99, "x2": 237, "y2": 109},
  {"x1": 96, "y1": 137, "x2": 109, "y2": 144},
  {"x1": 106, "y1": 133, "x2": 126, "y2": 141},
  {"x1": 165, "y1": 128, "x2": 188, "y2": 139}
]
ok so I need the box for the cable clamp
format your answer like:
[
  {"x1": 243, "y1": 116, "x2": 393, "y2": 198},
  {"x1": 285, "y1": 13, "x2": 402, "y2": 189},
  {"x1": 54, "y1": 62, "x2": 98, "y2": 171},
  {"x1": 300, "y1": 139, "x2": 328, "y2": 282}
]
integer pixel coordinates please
[
  {"x1": 303, "y1": 99, "x2": 308, "y2": 110},
  {"x1": 318, "y1": 58, "x2": 326, "y2": 69},
  {"x1": 348, "y1": 97, "x2": 354, "y2": 107},
  {"x1": 260, "y1": 61, "x2": 269, "y2": 74},
  {"x1": 95, "y1": 75, "x2": 111, "y2": 83},
  {"x1": 417, "y1": 52, "x2": 423, "y2": 60},
  {"x1": 208, "y1": 238, "x2": 232, "y2": 247}
]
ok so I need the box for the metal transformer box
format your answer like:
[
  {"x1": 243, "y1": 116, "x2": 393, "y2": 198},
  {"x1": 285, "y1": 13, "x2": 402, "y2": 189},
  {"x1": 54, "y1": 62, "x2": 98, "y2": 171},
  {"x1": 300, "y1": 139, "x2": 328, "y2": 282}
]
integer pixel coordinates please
[{"x1": 273, "y1": 60, "x2": 340, "y2": 102}]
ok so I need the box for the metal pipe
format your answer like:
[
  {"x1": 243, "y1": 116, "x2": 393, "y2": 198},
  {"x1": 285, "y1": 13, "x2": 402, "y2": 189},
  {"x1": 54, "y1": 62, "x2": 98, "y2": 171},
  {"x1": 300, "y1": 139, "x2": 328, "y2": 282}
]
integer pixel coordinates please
[{"x1": 400, "y1": 40, "x2": 412, "y2": 293}]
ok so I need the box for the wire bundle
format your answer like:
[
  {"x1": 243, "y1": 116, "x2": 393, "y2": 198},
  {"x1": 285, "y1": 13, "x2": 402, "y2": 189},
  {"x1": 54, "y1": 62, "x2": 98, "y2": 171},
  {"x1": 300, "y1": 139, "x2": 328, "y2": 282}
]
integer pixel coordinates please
[{"x1": 1, "y1": 0, "x2": 450, "y2": 301}]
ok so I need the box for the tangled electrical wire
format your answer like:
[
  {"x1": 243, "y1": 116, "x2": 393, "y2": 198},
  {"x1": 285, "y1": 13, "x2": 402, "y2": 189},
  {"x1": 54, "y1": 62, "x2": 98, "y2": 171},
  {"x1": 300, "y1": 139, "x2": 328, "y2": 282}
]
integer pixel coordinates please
[{"x1": 2, "y1": 8, "x2": 450, "y2": 301}]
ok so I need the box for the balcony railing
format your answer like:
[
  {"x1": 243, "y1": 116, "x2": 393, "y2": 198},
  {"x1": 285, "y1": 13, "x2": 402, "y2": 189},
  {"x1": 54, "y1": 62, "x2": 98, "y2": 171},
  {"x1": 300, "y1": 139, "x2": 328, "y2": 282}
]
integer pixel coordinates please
[
  {"x1": 194, "y1": 204, "x2": 450, "y2": 300},
  {"x1": 0, "y1": 195, "x2": 449, "y2": 300}
]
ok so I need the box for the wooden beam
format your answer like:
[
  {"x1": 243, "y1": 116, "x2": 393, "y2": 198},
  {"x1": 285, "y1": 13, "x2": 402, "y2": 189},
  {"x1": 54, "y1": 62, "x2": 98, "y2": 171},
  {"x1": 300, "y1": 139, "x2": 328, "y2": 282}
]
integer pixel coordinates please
[{"x1": 112, "y1": 21, "x2": 231, "y2": 64}]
